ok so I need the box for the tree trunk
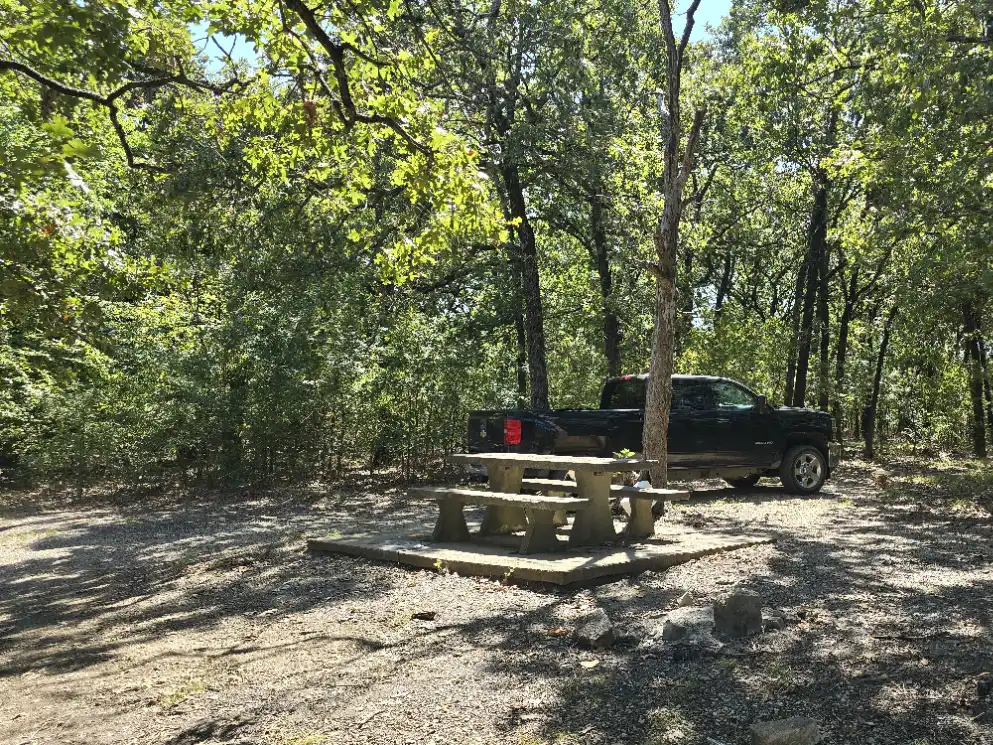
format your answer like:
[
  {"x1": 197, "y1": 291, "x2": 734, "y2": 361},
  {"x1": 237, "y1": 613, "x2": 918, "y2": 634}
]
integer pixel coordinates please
[
  {"x1": 642, "y1": 0, "x2": 705, "y2": 486},
  {"x1": 784, "y1": 259, "x2": 807, "y2": 405},
  {"x1": 714, "y1": 252, "x2": 733, "y2": 323},
  {"x1": 502, "y1": 163, "x2": 549, "y2": 409},
  {"x1": 864, "y1": 305, "x2": 898, "y2": 460},
  {"x1": 590, "y1": 192, "x2": 621, "y2": 377},
  {"x1": 816, "y1": 239, "x2": 831, "y2": 412},
  {"x1": 979, "y1": 337, "x2": 993, "y2": 443},
  {"x1": 514, "y1": 302, "x2": 527, "y2": 407},
  {"x1": 833, "y1": 267, "x2": 859, "y2": 439},
  {"x1": 963, "y1": 300, "x2": 987, "y2": 457},
  {"x1": 644, "y1": 254, "x2": 677, "y2": 487},
  {"x1": 792, "y1": 177, "x2": 829, "y2": 408}
]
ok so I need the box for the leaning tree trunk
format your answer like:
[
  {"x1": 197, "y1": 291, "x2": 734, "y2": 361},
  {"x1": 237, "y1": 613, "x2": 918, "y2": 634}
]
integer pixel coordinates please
[
  {"x1": 864, "y1": 305, "x2": 898, "y2": 460},
  {"x1": 502, "y1": 163, "x2": 550, "y2": 409},
  {"x1": 590, "y1": 192, "x2": 621, "y2": 377}
]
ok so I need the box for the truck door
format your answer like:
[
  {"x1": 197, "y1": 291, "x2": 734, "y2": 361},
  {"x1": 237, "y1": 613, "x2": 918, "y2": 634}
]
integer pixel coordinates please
[
  {"x1": 669, "y1": 379, "x2": 710, "y2": 465},
  {"x1": 694, "y1": 381, "x2": 778, "y2": 466}
]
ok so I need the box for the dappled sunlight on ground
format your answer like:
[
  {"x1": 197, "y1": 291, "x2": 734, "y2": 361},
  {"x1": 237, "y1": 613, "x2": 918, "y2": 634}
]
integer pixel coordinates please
[{"x1": 0, "y1": 459, "x2": 990, "y2": 744}]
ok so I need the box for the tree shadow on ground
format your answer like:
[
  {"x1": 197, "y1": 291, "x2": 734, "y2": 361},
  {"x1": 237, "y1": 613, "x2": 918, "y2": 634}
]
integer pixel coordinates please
[
  {"x1": 2, "y1": 467, "x2": 991, "y2": 745},
  {"x1": 417, "y1": 495, "x2": 993, "y2": 745}
]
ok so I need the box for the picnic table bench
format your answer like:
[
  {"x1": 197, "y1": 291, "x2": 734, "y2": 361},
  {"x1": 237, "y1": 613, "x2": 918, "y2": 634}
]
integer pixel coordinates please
[{"x1": 409, "y1": 452, "x2": 679, "y2": 553}]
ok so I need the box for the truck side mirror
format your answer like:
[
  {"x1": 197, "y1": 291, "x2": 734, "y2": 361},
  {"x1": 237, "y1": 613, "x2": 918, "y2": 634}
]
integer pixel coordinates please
[{"x1": 756, "y1": 395, "x2": 768, "y2": 412}]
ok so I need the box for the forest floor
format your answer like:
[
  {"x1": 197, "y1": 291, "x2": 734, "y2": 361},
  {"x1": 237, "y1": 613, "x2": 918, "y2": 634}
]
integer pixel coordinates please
[{"x1": 1, "y1": 456, "x2": 991, "y2": 745}]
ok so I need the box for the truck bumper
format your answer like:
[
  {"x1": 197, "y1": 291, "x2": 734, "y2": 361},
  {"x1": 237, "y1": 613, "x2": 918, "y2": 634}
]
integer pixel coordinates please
[{"x1": 828, "y1": 441, "x2": 842, "y2": 472}]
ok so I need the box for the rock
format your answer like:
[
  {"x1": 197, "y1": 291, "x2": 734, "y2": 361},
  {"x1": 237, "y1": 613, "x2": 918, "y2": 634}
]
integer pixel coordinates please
[
  {"x1": 714, "y1": 586, "x2": 763, "y2": 638},
  {"x1": 662, "y1": 606, "x2": 714, "y2": 642},
  {"x1": 974, "y1": 673, "x2": 993, "y2": 720},
  {"x1": 412, "y1": 610, "x2": 437, "y2": 621},
  {"x1": 573, "y1": 607, "x2": 615, "y2": 650},
  {"x1": 676, "y1": 591, "x2": 694, "y2": 607},
  {"x1": 749, "y1": 717, "x2": 821, "y2": 745},
  {"x1": 763, "y1": 615, "x2": 785, "y2": 631},
  {"x1": 659, "y1": 606, "x2": 723, "y2": 657}
]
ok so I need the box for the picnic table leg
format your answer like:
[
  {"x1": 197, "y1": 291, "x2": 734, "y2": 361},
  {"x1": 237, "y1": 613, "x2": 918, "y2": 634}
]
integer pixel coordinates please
[
  {"x1": 432, "y1": 499, "x2": 470, "y2": 542},
  {"x1": 479, "y1": 465, "x2": 527, "y2": 535},
  {"x1": 624, "y1": 498, "x2": 656, "y2": 540},
  {"x1": 518, "y1": 508, "x2": 559, "y2": 554},
  {"x1": 569, "y1": 470, "x2": 616, "y2": 546}
]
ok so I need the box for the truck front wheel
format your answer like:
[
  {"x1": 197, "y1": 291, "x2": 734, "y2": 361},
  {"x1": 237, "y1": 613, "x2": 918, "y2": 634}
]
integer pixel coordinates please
[{"x1": 779, "y1": 445, "x2": 827, "y2": 494}]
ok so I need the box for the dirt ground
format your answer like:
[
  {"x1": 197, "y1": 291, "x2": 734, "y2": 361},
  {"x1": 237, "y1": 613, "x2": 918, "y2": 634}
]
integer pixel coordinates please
[{"x1": 1, "y1": 459, "x2": 991, "y2": 745}]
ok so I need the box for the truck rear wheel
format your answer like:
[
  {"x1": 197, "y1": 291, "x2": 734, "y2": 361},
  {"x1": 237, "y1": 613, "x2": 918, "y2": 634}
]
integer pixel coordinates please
[{"x1": 779, "y1": 445, "x2": 827, "y2": 494}]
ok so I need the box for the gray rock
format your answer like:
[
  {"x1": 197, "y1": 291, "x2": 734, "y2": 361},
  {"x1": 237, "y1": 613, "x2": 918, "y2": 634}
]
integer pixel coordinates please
[
  {"x1": 573, "y1": 607, "x2": 614, "y2": 649},
  {"x1": 750, "y1": 717, "x2": 821, "y2": 745},
  {"x1": 714, "y1": 586, "x2": 763, "y2": 638},
  {"x1": 662, "y1": 606, "x2": 714, "y2": 642},
  {"x1": 975, "y1": 673, "x2": 992, "y2": 721},
  {"x1": 763, "y1": 615, "x2": 785, "y2": 631},
  {"x1": 676, "y1": 591, "x2": 694, "y2": 607},
  {"x1": 658, "y1": 606, "x2": 723, "y2": 656}
]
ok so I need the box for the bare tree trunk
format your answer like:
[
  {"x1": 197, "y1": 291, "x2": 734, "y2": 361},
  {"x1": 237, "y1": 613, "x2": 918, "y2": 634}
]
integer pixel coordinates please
[
  {"x1": 963, "y1": 299, "x2": 987, "y2": 457},
  {"x1": 792, "y1": 177, "x2": 829, "y2": 408},
  {"x1": 590, "y1": 192, "x2": 621, "y2": 377},
  {"x1": 642, "y1": 0, "x2": 705, "y2": 486},
  {"x1": 503, "y1": 164, "x2": 550, "y2": 409},
  {"x1": 864, "y1": 305, "x2": 898, "y2": 460}
]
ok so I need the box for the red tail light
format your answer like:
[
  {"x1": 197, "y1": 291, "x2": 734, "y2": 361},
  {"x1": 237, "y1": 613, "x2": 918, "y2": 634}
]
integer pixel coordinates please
[{"x1": 504, "y1": 418, "x2": 522, "y2": 445}]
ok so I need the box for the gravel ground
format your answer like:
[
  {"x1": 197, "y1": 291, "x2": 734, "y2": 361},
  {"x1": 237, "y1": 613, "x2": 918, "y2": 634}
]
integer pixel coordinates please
[{"x1": 1, "y1": 461, "x2": 991, "y2": 745}]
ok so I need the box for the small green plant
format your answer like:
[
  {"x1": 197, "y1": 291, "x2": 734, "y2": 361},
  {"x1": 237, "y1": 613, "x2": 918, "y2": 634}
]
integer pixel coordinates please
[
  {"x1": 282, "y1": 734, "x2": 326, "y2": 745},
  {"x1": 158, "y1": 679, "x2": 208, "y2": 709}
]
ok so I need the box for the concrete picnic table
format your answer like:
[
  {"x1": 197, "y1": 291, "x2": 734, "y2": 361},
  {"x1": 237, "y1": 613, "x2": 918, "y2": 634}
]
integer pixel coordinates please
[{"x1": 448, "y1": 452, "x2": 658, "y2": 547}]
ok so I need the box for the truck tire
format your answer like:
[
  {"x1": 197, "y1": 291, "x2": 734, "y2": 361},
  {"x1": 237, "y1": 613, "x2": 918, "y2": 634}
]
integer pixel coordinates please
[
  {"x1": 725, "y1": 475, "x2": 760, "y2": 490},
  {"x1": 779, "y1": 445, "x2": 827, "y2": 494}
]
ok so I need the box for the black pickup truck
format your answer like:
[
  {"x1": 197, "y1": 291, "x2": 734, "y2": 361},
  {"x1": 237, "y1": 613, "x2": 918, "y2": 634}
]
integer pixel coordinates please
[{"x1": 467, "y1": 374, "x2": 842, "y2": 493}]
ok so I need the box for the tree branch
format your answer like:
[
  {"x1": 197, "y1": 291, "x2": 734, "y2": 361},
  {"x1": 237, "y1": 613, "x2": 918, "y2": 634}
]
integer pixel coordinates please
[
  {"x1": 280, "y1": 0, "x2": 431, "y2": 156},
  {"x1": 0, "y1": 58, "x2": 244, "y2": 172},
  {"x1": 948, "y1": 34, "x2": 993, "y2": 44},
  {"x1": 678, "y1": 0, "x2": 704, "y2": 63}
]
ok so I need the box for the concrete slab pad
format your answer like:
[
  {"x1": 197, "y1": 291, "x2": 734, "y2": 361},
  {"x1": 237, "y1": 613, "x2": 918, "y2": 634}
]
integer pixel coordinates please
[{"x1": 308, "y1": 520, "x2": 775, "y2": 585}]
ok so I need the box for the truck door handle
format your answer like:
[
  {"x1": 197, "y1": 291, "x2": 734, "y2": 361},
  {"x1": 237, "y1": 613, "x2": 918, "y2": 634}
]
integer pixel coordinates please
[{"x1": 716, "y1": 417, "x2": 730, "y2": 424}]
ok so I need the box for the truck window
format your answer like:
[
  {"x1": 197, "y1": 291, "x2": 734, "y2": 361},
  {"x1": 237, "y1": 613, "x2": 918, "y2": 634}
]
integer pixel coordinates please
[
  {"x1": 608, "y1": 378, "x2": 646, "y2": 409},
  {"x1": 711, "y1": 381, "x2": 756, "y2": 410},
  {"x1": 672, "y1": 380, "x2": 712, "y2": 411}
]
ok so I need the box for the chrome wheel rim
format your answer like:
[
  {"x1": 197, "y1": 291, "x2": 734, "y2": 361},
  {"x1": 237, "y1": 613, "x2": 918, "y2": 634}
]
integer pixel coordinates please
[{"x1": 793, "y1": 452, "x2": 823, "y2": 489}]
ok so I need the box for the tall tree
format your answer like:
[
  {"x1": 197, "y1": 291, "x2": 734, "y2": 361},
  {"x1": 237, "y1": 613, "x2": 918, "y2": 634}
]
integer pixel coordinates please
[{"x1": 642, "y1": 0, "x2": 706, "y2": 484}]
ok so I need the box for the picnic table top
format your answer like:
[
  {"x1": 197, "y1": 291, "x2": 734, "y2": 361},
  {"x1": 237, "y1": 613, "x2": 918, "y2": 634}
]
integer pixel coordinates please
[{"x1": 448, "y1": 452, "x2": 657, "y2": 472}]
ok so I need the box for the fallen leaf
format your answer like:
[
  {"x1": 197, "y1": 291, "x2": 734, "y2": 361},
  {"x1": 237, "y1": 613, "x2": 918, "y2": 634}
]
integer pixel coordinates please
[{"x1": 546, "y1": 626, "x2": 571, "y2": 637}]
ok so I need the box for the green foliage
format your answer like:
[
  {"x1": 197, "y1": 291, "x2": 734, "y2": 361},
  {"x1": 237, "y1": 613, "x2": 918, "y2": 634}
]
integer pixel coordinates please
[{"x1": 1, "y1": 0, "x2": 992, "y2": 486}]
